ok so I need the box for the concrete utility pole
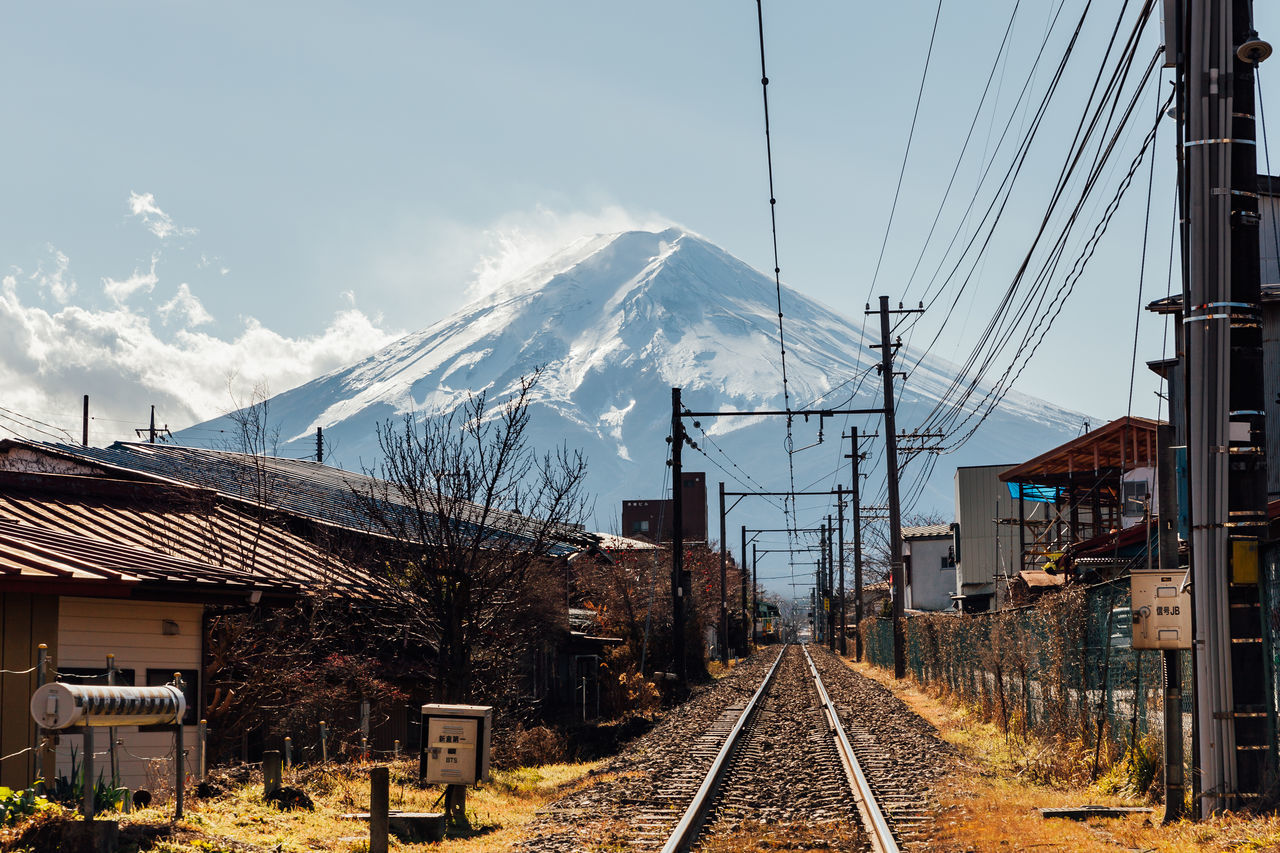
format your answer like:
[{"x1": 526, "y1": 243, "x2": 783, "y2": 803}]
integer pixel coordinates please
[
  {"x1": 847, "y1": 428, "x2": 867, "y2": 662},
  {"x1": 752, "y1": 543, "x2": 758, "y2": 643},
  {"x1": 868, "y1": 296, "x2": 922, "y2": 679},
  {"x1": 827, "y1": 515, "x2": 836, "y2": 652},
  {"x1": 1157, "y1": 424, "x2": 1186, "y2": 822},
  {"x1": 82, "y1": 395, "x2": 89, "y2": 446},
  {"x1": 740, "y1": 525, "x2": 749, "y2": 653},
  {"x1": 719, "y1": 481, "x2": 728, "y2": 665},
  {"x1": 837, "y1": 485, "x2": 847, "y2": 656},
  {"x1": 670, "y1": 387, "x2": 687, "y2": 681},
  {"x1": 316, "y1": 427, "x2": 324, "y2": 463},
  {"x1": 1181, "y1": 0, "x2": 1271, "y2": 814}
]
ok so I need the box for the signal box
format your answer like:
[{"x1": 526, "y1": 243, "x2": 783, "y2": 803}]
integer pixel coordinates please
[
  {"x1": 1130, "y1": 570, "x2": 1191, "y2": 650},
  {"x1": 420, "y1": 704, "x2": 492, "y2": 785}
]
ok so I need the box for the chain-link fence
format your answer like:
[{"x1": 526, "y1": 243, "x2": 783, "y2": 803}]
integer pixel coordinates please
[{"x1": 859, "y1": 580, "x2": 1192, "y2": 766}]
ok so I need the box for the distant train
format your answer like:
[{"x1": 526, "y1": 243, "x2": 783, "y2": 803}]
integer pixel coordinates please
[{"x1": 753, "y1": 600, "x2": 783, "y2": 644}]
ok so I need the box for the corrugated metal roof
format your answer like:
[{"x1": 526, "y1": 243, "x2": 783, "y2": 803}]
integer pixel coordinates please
[
  {"x1": 0, "y1": 518, "x2": 279, "y2": 597},
  {"x1": 0, "y1": 470, "x2": 373, "y2": 597},
  {"x1": 3, "y1": 441, "x2": 592, "y2": 557}
]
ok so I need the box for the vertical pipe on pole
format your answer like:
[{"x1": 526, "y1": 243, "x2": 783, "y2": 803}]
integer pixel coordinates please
[
  {"x1": 106, "y1": 655, "x2": 118, "y2": 787},
  {"x1": 35, "y1": 644, "x2": 47, "y2": 789},
  {"x1": 174, "y1": 673, "x2": 185, "y2": 820},
  {"x1": 1157, "y1": 423, "x2": 1186, "y2": 821}
]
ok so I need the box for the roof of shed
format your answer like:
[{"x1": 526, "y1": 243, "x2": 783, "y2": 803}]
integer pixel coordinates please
[
  {"x1": 903, "y1": 523, "x2": 951, "y2": 539},
  {"x1": 0, "y1": 470, "x2": 375, "y2": 598},
  {"x1": 0, "y1": 517, "x2": 281, "y2": 599},
  {"x1": 0, "y1": 440, "x2": 592, "y2": 556},
  {"x1": 999, "y1": 416, "x2": 1162, "y2": 485}
]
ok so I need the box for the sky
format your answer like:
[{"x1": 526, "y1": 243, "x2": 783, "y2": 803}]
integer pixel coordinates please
[{"x1": 2, "y1": 1, "x2": 1278, "y2": 449}]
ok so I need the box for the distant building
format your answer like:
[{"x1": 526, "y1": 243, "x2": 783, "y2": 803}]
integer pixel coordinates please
[
  {"x1": 903, "y1": 523, "x2": 955, "y2": 612},
  {"x1": 952, "y1": 464, "x2": 1023, "y2": 613},
  {"x1": 621, "y1": 471, "x2": 707, "y2": 543}
]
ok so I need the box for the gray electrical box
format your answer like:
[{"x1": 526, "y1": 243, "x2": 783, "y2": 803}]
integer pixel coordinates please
[
  {"x1": 420, "y1": 704, "x2": 492, "y2": 785},
  {"x1": 1130, "y1": 570, "x2": 1191, "y2": 650}
]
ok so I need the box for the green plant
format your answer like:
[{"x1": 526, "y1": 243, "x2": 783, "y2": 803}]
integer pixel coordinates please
[
  {"x1": 49, "y1": 745, "x2": 127, "y2": 813},
  {"x1": 0, "y1": 783, "x2": 58, "y2": 826}
]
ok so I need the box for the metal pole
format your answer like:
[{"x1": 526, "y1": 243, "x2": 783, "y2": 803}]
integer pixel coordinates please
[
  {"x1": 851, "y1": 429, "x2": 865, "y2": 662},
  {"x1": 82, "y1": 726, "x2": 95, "y2": 820},
  {"x1": 752, "y1": 544, "x2": 758, "y2": 644},
  {"x1": 198, "y1": 720, "x2": 208, "y2": 782},
  {"x1": 106, "y1": 655, "x2": 118, "y2": 787},
  {"x1": 875, "y1": 296, "x2": 907, "y2": 679},
  {"x1": 174, "y1": 673, "x2": 185, "y2": 820},
  {"x1": 82, "y1": 395, "x2": 89, "y2": 446},
  {"x1": 827, "y1": 515, "x2": 835, "y2": 652},
  {"x1": 35, "y1": 644, "x2": 47, "y2": 788},
  {"x1": 671, "y1": 387, "x2": 686, "y2": 680},
  {"x1": 1183, "y1": 0, "x2": 1270, "y2": 814},
  {"x1": 719, "y1": 481, "x2": 728, "y2": 665},
  {"x1": 741, "y1": 524, "x2": 748, "y2": 654},
  {"x1": 838, "y1": 486, "x2": 847, "y2": 656},
  {"x1": 370, "y1": 766, "x2": 390, "y2": 853}
]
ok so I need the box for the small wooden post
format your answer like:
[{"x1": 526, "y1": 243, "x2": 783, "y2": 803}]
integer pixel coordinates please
[
  {"x1": 284, "y1": 736, "x2": 292, "y2": 769},
  {"x1": 197, "y1": 719, "x2": 207, "y2": 782},
  {"x1": 320, "y1": 722, "x2": 328, "y2": 763},
  {"x1": 369, "y1": 766, "x2": 389, "y2": 853},
  {"x1": 445, "y1": 784, "x2": 467, "y2": 828},
  {"x1": 262, "y1": 750, "x2": 282, "y2": 796}
]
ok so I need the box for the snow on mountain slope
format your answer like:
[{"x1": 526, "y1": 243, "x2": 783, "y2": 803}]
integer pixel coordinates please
[{"x1": 178, "y1": 227, "x2": 1089, "y2": 550}]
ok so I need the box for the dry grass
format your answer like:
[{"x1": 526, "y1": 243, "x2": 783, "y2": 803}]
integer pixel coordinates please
[
  {"x1": 843, "y1": 657, "x2": 1280, "y2": 852},
  {"x1": 2, "y1": 758, "x2": 601, "y2": 853}
]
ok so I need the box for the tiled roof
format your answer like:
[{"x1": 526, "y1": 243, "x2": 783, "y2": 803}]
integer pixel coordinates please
[{"x1": 902, "y1": 523, "x2": 951, "y2": 539}]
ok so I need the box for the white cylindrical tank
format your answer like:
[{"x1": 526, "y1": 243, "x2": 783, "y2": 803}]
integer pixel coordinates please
[{"x1": 30, "y1": 683, "x2": 186, "y2": 729}]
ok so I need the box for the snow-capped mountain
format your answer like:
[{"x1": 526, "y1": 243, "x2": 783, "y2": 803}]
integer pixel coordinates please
[{"x1": 178, "y1": 227, "x2": 1087, "y2": 550}]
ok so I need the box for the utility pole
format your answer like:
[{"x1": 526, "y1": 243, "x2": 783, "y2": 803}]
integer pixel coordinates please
[
  {"x1": 837, "y1": 485, "x2": 846, "y2": 656},
  {"x1": 670, "y1": 387, "x2": 687, "y2": 681},
  {"x1": 1157, "y1": 424, "x2": 1186, "y2": 822},
  {"x1": 149, "y1": 405, "x2": 157, "y2": 444},
  {"x1": 847, "y1": 428, "x2": 867, "y2": 662},
  {"x1": 752, "y1": 543, "x2": 758, "y2": 645},
  {"x1": 316, "y1": 427, "x2": 324, "y2": 463},
  {"x1": 82, "y1": 395, "x2": 89, "y2": 446},
  {"x1": 1180, "y1": 0, "x2": 1271, "y2": 814},
  {"x1": 826, "y1": 514, "x2": 836, "y2": 652},
  {"x1": 740, "y1": 524, "x2": 748, "y2": 654},
  {"x1": 719, "y1": 481, "x2": 728, "y2": 665},
  {"x1": 867, "y1": 296, "x2": 922, "y2": 679}
]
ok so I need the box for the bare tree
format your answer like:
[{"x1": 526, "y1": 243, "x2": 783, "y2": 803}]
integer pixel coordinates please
[{"x1": 356, "y1": 370, "x2": 592, "y2": 705}]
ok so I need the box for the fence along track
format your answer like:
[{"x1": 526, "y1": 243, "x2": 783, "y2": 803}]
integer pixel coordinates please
[
  {"x1": 801, "y1": 643, "x2": 900, "y2": 853},
  {"x1": 658, "y1": 644, "x2": 900, "y2": 853}
]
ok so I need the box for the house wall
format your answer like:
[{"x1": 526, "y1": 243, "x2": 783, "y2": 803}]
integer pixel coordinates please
[
  {"x1": 55, "y1": 597, "x2": 202, "y2": 794},
  {"x1": 0, "y1": 593, "x2": 59, "y2": 789},
  {"x1": 0, "y1": 447, "x2": 102, "y2": 475},
  {"x1": 904, "y1": 536, "x2": 955, "y2": 612},
  {"x1": 954, "y1": 465, "x2": 1019, "y2": 610}
]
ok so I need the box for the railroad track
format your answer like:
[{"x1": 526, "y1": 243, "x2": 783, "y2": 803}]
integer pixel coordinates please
[
  {"x1": 519, "y1": 643, "x2": 944, "y2": 852},
  {"x1": 658, "y1": 643, "x2": 901, "y2": 853}
]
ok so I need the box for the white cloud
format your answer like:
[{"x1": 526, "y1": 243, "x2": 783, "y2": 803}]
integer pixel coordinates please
[
  {"x1": 128, "y1": 191, "x2": 197, "y2": 240},
  {"x1": 465, "y1": 205, "x2": 675, "y2": 300},
  {"x1": 158, "y1": 283, "x2": 213, "y2": 327},
  {"x1": 102, "y1": 256, "x2": 159, "y2": 303},
  {"x1": 0, "y1": 253, "x2": 401, "y2": 446},
  {"x1": 28, "y1": 245, "x2": 76, "y2": 304}
]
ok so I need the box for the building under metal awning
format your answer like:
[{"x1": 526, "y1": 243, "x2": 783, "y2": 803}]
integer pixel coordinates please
[{"x1": 999, "y1": 416, "x2": 1163, "y2": 574}]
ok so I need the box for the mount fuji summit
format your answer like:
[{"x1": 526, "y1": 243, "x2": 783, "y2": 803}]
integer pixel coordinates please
[{"x1": 179, "y1": 227, "x2": 1087, "y2": 537}]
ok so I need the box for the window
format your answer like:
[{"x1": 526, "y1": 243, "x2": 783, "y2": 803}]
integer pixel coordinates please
[
  {"x1": 1122, "y1": 480, "x2": 1149, "y2": 515},
  {"x1": 942, "y1": 545, "x2": 956, "y2": 569},
  {"x1": 631, "y1": 519, "x2": 650, "y2": 534}
]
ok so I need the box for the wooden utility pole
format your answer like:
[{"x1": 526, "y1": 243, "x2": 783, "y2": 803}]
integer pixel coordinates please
[{"x1": 1180, "y1": 0, "x2": 1271, "y2": 814}]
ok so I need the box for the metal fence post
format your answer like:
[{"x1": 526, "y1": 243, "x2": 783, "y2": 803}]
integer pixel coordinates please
[
  {"x1": 174, "y1": 673, "x2": 185, "y2": 820},
  {"x1": 197, "y1": 719, "x2": 207, "y2": 783},
  {"x1": 370, "y1": 766, "x2": 389, "y2": 853}
]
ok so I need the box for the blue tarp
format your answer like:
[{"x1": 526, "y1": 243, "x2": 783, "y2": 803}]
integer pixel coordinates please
[{"x1": 1007, "y1": 482, "x2": 1059, "y2": 502}]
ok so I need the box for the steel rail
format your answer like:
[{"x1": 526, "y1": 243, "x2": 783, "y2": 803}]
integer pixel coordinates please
[
  {"x1": 659, "y1": 645, "x2": 787, "y2": 853},
  {"x1": 801, "y1": 643, "x2": 900, "y2": 853}
]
